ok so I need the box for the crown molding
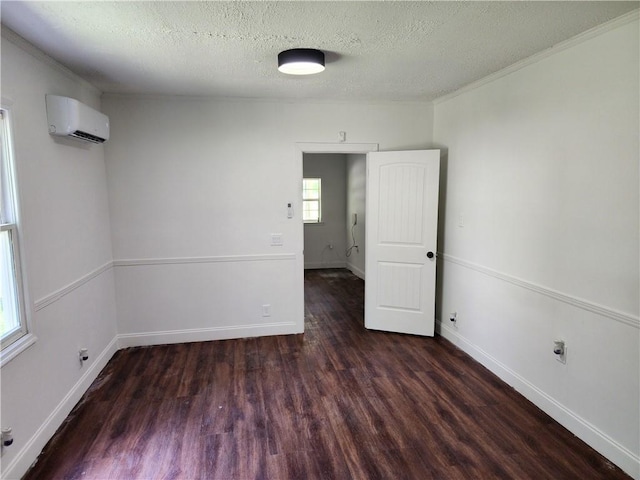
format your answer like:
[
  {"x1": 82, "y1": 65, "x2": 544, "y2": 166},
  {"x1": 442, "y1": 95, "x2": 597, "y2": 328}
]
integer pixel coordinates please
[
  {"x1": 434, "y1": 9, "x2": 639, "y2": 106},
  {"x1": 1, "y1": 26, "x2": 102, "y2": 96}
]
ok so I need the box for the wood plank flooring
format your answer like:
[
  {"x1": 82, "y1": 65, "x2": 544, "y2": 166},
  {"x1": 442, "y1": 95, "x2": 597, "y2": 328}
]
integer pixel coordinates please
[{"x1": 24, "y1": 269, "x2": 629, "y2": 479}]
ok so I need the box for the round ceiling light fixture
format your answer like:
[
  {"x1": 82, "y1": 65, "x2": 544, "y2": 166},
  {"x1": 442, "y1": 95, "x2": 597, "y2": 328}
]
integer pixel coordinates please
[{"x1": 278, "y1": 48, "x2": 325, "y2": 75}]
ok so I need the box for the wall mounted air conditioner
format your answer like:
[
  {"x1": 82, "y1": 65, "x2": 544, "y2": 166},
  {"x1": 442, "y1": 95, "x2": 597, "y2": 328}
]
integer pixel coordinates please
[{"x1": 45, "y1": 95, "x2": 110, "y2": 144}]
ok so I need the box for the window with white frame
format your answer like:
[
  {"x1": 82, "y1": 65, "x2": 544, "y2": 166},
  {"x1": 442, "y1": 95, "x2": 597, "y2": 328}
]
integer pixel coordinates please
[
  {"x1": 0, "y1": 108, "x2": 28, "y2": 352},
  {"x1": 303, "y1": 178, "x2": 321, "y2": 223}
]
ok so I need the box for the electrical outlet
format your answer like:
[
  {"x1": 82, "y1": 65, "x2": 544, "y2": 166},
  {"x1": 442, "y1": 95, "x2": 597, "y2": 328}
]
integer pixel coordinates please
[
  {"x1": 449, "y1": 312, "x2": 457, "y2": 323},
  {"x1": 262, "y1": 304, "x2": 271, "y2": 317},
  {"x1": 1, "y1": 427, "x2": 13, "y2": 448},
  {"x1": 554, "y1": 340, "x2": 567, "y2": 364},
  {"x1": 79, "y1": 347, "x2": 89, "y2": 362}
]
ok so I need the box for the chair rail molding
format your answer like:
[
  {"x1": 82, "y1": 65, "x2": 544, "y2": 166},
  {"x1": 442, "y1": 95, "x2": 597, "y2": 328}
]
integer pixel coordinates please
[{"x1": 439, "y1": 253, "x2": 639, "y2": 329}]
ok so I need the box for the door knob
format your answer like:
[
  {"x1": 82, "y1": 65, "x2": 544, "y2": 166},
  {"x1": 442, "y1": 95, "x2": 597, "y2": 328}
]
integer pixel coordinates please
[{"x1": 426, "y1": 251, "x2": 434, "y2": 259}]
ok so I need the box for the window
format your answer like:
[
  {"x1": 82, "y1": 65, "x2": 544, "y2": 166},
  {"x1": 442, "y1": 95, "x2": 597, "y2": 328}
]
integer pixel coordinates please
[
  {"x1": 0, "y1": 107, "x2": 29, "y2": 355},
  {"x1": 303, "y1": 178, "x2": 321, "y2": 223}
]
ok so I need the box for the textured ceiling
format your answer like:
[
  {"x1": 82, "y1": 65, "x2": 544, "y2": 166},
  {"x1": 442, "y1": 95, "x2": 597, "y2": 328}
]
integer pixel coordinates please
[{"x1": 1, "y1": 1, "x2": 637, "y2": 101}]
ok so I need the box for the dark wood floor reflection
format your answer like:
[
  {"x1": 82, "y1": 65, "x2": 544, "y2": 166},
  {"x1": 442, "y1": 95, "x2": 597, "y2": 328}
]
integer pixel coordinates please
[{"x1": 24, "y1": 269, "x2": 629, "y2": 479}]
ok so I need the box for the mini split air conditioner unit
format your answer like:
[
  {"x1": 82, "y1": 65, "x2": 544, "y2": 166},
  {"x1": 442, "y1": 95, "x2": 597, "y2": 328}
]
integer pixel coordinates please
[{"x1": 45, "y1": 95, "x2": 110, "y2": 144}]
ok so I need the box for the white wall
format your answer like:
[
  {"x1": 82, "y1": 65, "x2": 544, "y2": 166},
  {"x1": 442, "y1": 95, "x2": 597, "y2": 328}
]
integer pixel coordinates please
[
  {"x1": 102, "y1": 96, "x2": 433, "y2": 345},
  {"x1": 303, "y1": 153, "x2": 347, "y2": 269},
  {"x1": 433, "y1": 16, "x2": 639, "y2": 477},
  {"x1": 346, "y1": 154, "x2": 366, "y2": 278},
  {"x1": 3, "y1": 10, "x2": 635, "y2": 479},
  {"x1": 0, "y1": 33, "x2": 118, "y2": 479}
]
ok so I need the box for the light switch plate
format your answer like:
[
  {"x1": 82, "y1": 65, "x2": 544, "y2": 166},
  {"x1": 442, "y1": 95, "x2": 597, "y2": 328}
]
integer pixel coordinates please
[{"x1": 271, "y1": 234, "x2": 283, "y2": 246}]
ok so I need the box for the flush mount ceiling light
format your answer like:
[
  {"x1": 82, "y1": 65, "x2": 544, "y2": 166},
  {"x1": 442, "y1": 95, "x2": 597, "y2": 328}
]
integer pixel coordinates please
[{"x1": 278, "y1": 48, "x2": 325, "y2": 75}]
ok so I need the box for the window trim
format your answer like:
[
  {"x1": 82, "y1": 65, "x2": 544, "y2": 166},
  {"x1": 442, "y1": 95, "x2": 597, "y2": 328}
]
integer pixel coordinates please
[
  {"x1": 1, "y1": 101, "x2": 36, "y2": 367},
  {"x1": 1, "y1": 225, "x2": 27, "y2": 345},
  {"x1": 302, "y1": 177, "x2": 322, "y2": 224}
]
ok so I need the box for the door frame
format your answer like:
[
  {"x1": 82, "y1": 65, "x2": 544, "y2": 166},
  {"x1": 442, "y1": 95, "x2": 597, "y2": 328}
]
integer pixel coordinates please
[{"x1": 294, "y1": 142, "x2": 378, "y2": 333}]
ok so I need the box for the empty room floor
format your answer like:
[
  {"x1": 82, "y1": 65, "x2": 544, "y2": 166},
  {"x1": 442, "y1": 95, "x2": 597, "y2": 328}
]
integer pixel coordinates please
[{"x1": 23, "y1": 269, "x2": 629, "y2": 479}]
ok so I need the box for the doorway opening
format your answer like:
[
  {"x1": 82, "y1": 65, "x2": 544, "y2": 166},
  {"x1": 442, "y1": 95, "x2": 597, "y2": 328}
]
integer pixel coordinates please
[{"x1": 295, "y1": 143, "x2": 378, "y2": 332}]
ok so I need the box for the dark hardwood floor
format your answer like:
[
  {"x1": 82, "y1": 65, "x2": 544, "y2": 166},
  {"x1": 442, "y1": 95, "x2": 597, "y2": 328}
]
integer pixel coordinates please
[{"x1": 24, "y1": 269, "x2": 629, "y2": 479}]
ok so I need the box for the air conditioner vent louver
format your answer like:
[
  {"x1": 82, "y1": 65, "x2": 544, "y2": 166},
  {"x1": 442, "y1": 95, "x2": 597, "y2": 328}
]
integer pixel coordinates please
[
  {"x1": 45, "y1": 95, "x2": 110, "y2": 144},
  {"x1": 71, "y1": 130, "x2": 106, "y2": 144}
]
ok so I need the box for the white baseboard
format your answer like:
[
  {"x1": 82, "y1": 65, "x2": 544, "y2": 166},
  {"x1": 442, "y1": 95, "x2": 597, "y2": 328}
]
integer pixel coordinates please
[
  {"x1": 3, "y1": 336, "x2": 119, "y2": 480},
  {"x1": 303, "y1": 261, "x2": 347, "y2": 270},
  {"x1": 3, "y1": 322, "x2": 299, "y2": 478},
  {"x1": 117, "y1": 322, "x2": 300, "y2": 348},
  {"x1": 346, "y1": 263, "x2": 365, "y2": 280},
  {"x1": 437, "y1": 320, "x2": 640, "y2": 479}
]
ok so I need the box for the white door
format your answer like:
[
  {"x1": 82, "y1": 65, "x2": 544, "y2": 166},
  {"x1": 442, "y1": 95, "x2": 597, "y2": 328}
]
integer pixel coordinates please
[{"x1": 365, "y1": 150, "x2": 440, "y2": 336}]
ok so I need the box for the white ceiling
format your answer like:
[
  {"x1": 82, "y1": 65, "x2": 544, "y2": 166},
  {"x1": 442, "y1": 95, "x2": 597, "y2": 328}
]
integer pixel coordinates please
[{"x1": 1, "y1": 1, "x2": 637, "y2": 101}]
